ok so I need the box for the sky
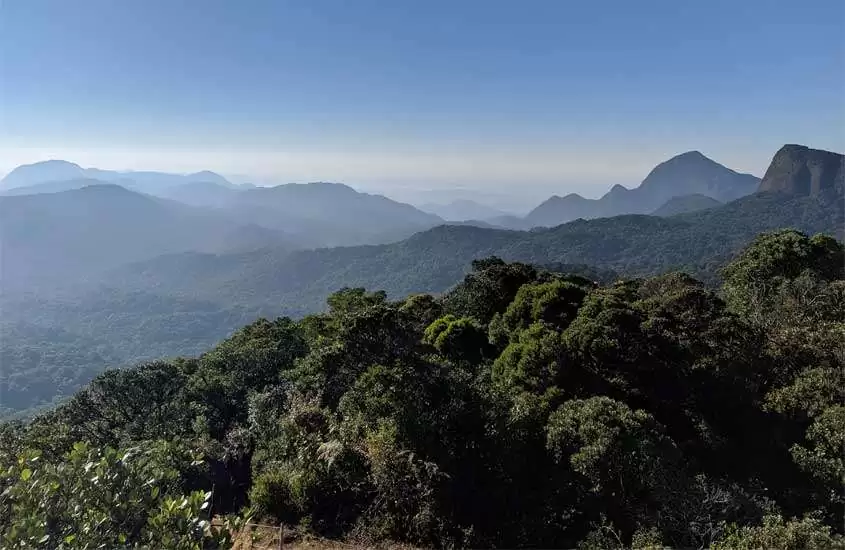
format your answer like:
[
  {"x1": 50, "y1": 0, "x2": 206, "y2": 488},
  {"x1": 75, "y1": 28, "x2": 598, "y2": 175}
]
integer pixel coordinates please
[{"x1": 1, "y1": 0, "x2": 844, "y2": 205}]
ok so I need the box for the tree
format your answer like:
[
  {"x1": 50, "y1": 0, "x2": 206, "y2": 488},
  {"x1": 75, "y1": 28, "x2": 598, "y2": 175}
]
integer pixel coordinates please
[{"x1": 0, "y1": 441, "x2": 236, "y2": 549}]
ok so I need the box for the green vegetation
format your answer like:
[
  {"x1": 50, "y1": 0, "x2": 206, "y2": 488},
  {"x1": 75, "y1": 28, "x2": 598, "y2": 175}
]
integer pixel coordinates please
[
  {"x1": 3, "y1": 187, "x2": 841, "y2": 416},
  {"x1": 2, "y1": 229, "x2": 842, "y2": 548}
]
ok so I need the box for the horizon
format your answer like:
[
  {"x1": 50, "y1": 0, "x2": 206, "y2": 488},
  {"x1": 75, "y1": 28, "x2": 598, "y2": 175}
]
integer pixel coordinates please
[
  {"x1": 0, "y1": 143, "x2": 785, "y2": 213},
  {"x1": 3, "y1": 0, "x2": 844, "y2": 203}
]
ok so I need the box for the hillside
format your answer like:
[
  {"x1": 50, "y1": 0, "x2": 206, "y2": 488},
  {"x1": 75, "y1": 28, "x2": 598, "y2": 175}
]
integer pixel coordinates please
[
  {"x1": 651, "y1": 193, "x2": 723, "y2": 216},
  {"x1": 3, "y1": 231, "x2": 843, "y2": 548},
  {"x1": 94, "y1": 188, "x2": 845, "y2": 311},
  {"x1": 0, "y1": 161, "x2": 448, "y2": 248},
  {"x1": 0, "y1": 160, "x2": 237, "y2": 194},
  {"x1": 2, "y1": 144, "x2": 842, "y2": 418},
  {"x1": 523, "y1": 151, "x2": 760, "y2": 227},
  {"x1": 758, "y1": 144, "x2": 844, "y2": 195},
  {"x1": 3, "y1": 185, "x2": 841, "y2": 416},
  {"x1": 212, "y1": 182, "x2": 444, "y2": 247},
  {"x1": 0, "y1": 177, "x2": 105, "y2": 196},
  {"x1": 0, "y1": 184, "x2": 290, "y2": 291}
]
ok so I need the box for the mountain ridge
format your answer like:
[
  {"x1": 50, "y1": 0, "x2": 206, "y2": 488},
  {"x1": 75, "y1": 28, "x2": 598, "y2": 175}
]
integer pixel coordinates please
[
  {"x1": 1, "y1": 160, "x2": 236, "y2": 193},
  {"x1": 757, "y1": 144, "x2": 844, "y2": 196},
  {"x1": 522, "y1": 150, "x2": 760, "y2": 227}
]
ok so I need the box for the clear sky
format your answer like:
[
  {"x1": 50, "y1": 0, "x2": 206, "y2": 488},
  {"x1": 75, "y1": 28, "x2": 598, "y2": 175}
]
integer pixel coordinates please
[{"x1": 2, "y1": 0, "x2": 844, "y2": 203}]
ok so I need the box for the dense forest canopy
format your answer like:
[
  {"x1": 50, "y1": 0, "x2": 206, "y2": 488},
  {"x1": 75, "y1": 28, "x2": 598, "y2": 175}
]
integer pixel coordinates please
[{"x1": 2, "y1": 229, "x2": 843, "y2": 549}]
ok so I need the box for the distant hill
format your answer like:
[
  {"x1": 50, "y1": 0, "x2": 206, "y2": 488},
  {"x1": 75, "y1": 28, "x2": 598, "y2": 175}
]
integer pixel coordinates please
[
  {"x1": 0, "y1": 177, "x2": 105, "y2": 196},
  {"x1": 524, "y1": 151, "x2": 760, "y2": 227},
  {"x1": 1, "y1": 161, "x2": 446, "y2": 247},
  {"x1": 207, "y1": 182, "x2": 444, "y2": 247},
  {"x1": 96, "y1": 187, "x2": 841, "y2": 314},
  {"x1": 419, "y1": 199, "x2": 509, "y2": 221},
  {"x1": 0, "y1": 160, "x2": 238, "y2": 194},
  {"x1": 0, "y1": 184, "x2": 289, "y2": 291},
  {"x1": 0, "y1": 160, "x2": 88, "y2": 188},
  {"x1": 2, "y1": 143, "x2": 842, "y2": 416},
  {"x1": 651, "y1": 194, "x2": 723, "y2": 216},
  {"x1": 757, "y1": 144, "x2": 844, "y2": 196}
]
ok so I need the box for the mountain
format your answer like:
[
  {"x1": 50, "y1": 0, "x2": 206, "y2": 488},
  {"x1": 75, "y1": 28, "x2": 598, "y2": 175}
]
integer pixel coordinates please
[
  {"x1": 524, "y1": 151, "x2": 760, "y2": 227},
  {"x1": 3, "y1": 143, "x2": 842, "y2": 415},
  {"x1": 523, "y1": 193, "x2": 594, "y2": 227},
  {"x1": 0, "y1": 177, "x2": 105, "y2": 196},
  {"x1": 419, "y1": 199, "x2": 509, "y2": 221},
  {"x1": 651, "y1": 194, "x2": 723, "y2": 216},
  {"x1": 0, "y1": 183, "x2": 289, "y2": 291},
  {"x1": 1, "y1": 160, "x2": 237, "y2": 194},
  {"x1": 4, "y1": 182, "x2": 842, "y2": 417},
  {"x1": 1, "y1": 161, "x2": 445, "y2": 247},
  {"x1": 757, "y1": 144, "x2": 844, "y2": 196},
  {"x1": 1, "y1": 160, "x2": 86, "y2": 188},
  {"x1": 209, "y1": 182, "x2": 444, "y2": 247},
  {"x1": 99, "y1": 188, "x2": 841, "y2": 313},
  {"x1": 638, "y1": 150, "x2": 760, "y2": 202}
]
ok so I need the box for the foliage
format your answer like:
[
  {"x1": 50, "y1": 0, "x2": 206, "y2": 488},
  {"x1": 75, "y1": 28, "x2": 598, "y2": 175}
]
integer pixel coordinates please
[
  {"x1": 4, "y1": 189, "x2": 842, "y2": 416},
  {"x1": 711, "y1": 514, "x2": 845, "y2": 550},
  {"x1": 0, "y1": 441, "x2": 237, "y2": 549},
  {"x1": 1, "y1": 230, "x2": 843, "y2": 548}
]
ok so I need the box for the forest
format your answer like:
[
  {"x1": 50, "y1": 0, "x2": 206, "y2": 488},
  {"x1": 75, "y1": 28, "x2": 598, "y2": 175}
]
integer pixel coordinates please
[
  {"x1": 3, "y1": 185, "x2": 842, "y2": 418},
  {"x1": 1, "y1": 229, "x2": 843, "y2": 549}
]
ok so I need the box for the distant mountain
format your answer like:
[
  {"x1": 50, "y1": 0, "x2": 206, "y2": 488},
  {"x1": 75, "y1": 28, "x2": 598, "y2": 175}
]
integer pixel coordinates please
[
  {"x1": 1, "y1": 160, "x2": 87, "y2": 188},
  {"x1": 524, "y1": 151, "x2": 760, "y2": 227},
  {"x1": 1, "y1": 162, "x2": 445, "y2": 247},
  {"x1": 419, "y1": 199, "x2": 509, "y2": 221},
  {"x1": 3, "y1": 143, "x2": 842, "y2": 415},
  {"x1": 524, "y1": 193, "x2": 594, "y2": 227},
  {"x1": 652, "y1": 194, "x2": 723, "y2": 216},
  {"x1": 1, "y1": 160, "x2": 237, "y2": 194},
  {"x1": 0, "y1": 178, "x2": 104, "y2": 196},
  {"x1": 757, "y1": 144, "x2": 844, "y2": 196},
  {"x1": 210, "y1": 182, "x2": 444, "y2": 247},
  {"x1": 0, "y1": 183, "x2": 289, "y2": 291},
  {"x1": 93, "y1": 180, "x2": 844, "y2": 318}
]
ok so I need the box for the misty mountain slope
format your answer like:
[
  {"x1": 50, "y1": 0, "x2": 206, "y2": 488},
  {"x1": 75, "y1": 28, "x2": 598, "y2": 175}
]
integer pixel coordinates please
[
  {"x1": 212, "y1": 182, "x2": 445, "y2": 247},
  {"x1": 3, "y1": 144, "x2": 843, "y2": 417},
  {"x1": 524, "y1": 151, "x2": 760, "y2": 227},
  {"x1": 0, "y1": 184, "x2": 290, "y2": 291},
  {"x1": 0, "y1": 177, "x2": 107, "y2": 196},
  {"x1": 0, "y1": 160, "x2": 87, "y2": 188},
  {"x1": 3, "y1": 181, "x2": 841, "y2": 417},
  {"x1": 90, "y1": 184, "x2": 844, "y2": 315},
  {"x1": 0, "y1": 160, "x2": 238, "y2": 194},
  {"x1": 652, "y1": 194, "x2": 723, "y2": 216}
]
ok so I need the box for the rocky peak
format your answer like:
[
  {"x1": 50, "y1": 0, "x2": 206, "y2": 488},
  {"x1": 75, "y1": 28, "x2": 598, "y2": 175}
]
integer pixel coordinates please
[{"x1": 758, "y1": 144, "x2": 844, "y2": 196}]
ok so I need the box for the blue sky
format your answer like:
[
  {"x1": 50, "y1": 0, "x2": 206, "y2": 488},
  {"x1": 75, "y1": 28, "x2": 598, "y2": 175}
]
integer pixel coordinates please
[{"x1": 2, "y1": 0, "x2": 843, "y2": 202}]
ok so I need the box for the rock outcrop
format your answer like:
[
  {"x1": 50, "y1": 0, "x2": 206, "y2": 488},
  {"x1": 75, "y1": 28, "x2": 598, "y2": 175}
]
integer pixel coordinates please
[{"x1": 758, "y1": 144, "x2": 844, "y2": 196}]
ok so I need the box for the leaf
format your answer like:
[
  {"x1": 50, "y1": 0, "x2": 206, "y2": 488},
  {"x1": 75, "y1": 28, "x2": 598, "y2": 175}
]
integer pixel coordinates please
[
  {"x1": 64, "y1": 534, "x2": 77, "y2": 544},
  {"x1": 20, "y1": 468, "x2": 32, "y2": 481}
]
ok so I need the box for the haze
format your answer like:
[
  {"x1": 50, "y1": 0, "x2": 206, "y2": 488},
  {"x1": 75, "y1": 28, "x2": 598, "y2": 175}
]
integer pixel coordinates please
[{"x1": 2, "y1": 0, "x2": 844, "y2": 206}]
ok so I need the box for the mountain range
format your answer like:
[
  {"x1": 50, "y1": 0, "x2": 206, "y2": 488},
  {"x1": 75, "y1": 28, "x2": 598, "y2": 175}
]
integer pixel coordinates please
[
  {"x1": 521, "y1": 150, "x2": 761, "y2": 227},
  {"x1": 1, "y1": 143, "x2": 842, "y2": 416},
  {"x1": 0, "y1": 160, "x2": 238, "y2": 194}
]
